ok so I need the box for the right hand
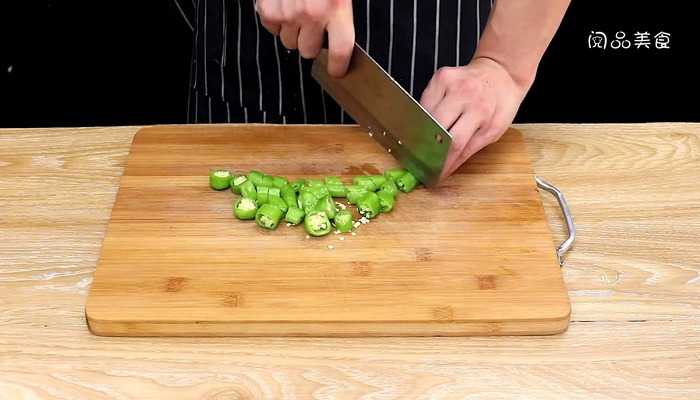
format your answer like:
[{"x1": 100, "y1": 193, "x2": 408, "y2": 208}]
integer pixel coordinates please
[{"x1": 255, "y1": 0, "x2": 355, "y2": 77}]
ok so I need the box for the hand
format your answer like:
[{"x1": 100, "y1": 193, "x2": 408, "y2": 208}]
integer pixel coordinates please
[
  {"x1": 256, "y1": 0, "x2": 355, "y2": 77},
  {"x1": 420, "y1": 57, "x2": 530, "y2": 180}
]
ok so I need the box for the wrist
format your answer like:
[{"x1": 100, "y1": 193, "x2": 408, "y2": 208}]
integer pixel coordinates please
[{"x1": 471, "y1": 54, "x2": 537, "y2": 94}]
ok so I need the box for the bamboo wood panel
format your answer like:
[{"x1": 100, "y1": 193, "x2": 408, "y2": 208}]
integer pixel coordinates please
[{"x1": 85, "y1": 125, "x2": 569, "y2": 336}]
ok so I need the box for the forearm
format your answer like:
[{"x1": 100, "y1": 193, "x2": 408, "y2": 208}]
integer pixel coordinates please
[{"x1": 474, "y1": 0, "x2": 570, "y2": 91}]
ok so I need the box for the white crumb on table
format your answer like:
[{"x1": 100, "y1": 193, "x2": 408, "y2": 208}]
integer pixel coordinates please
[{"x1": 328, "y1": 245, "x2": 334, "y2": 249}]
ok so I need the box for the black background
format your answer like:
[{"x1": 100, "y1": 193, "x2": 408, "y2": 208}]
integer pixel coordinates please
[{"x1": 0, "y1": 1, "x2": 695, "y2": 127}]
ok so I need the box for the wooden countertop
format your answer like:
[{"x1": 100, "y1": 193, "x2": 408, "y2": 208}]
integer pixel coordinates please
[{"x1": 1, "y1": 123, "x2": 698, "y2": 399}]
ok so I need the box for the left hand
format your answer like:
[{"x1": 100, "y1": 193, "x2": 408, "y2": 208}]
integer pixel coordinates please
[{"x1": 420, "y1": 57, "x2": 530, "y2": 180}]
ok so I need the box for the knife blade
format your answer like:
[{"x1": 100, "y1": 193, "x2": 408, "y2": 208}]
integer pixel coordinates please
[{"x1": 311, "y1": 44, "x2": 452, "y2": 187}]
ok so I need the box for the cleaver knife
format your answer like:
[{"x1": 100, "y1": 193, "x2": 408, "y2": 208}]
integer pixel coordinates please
[{"x1": 311, "y1": 44, "x2": 452, "y2": 187}]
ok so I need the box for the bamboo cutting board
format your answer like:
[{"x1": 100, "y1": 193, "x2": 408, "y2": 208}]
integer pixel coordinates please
[{"x1": 86, "y1": 124, "x2": 570, "y2": 337}]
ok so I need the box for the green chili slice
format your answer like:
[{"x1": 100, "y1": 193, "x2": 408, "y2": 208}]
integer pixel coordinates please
[
  {"x1": 304, "y1": 211, "x2": 332, "y2": 236},
  {"x1": 272, "y1": 176, "x2": 289, "y2": 189},
  {"x1": 285, "y1": 206, "x2": 306, "y2": 225},
  {"x1": 327, "y1": 184, "x2": 347, "y2": 198},
  {"x1": 333, "y1": 210, "x2": 353, "y2": 233},
  {"x1": 239, "y1": 180, "x2": 257, "y2": 200},
  {"x1": 305, "y1": 179, "x2": 324, "y2": 187},
  {"x1": 255, "y1": 203, "x2": 284, "y2": 230},
  {"x1": 324, "y1": 176, "x2": 343, "y2": 186},
  {"x1": 369, "y1": 175, "x2": 387, "y2": 188},
  {"x1": 247, "y1": 170, "x2": 264, "y2": 186},
  {"x1": 346, "y1": 185, "x2": 369, "y2": 205},
  {"x1": 396, "y1": 171, "x2": 418, "y2": 193},
  {"x1": 357, "y1": 192, "x2": 381, "y2": 219},
  {"x1": 230, "y1": 175, "x2": 248, "y2": 194},
  {"x1": 299, "y1": 190, "x2": 318, "y2": 213},
  {"x1": 256, "y1": 186, "x2": 270, "y2": 204},
  {"x1": 209, "y1": 170, "x2": 232, "y2": 190},
  {"x1": 268, "y1": 187, "x2": 281, "y2": 198},
  {"x1": 314, "y1": 195, "x2": 337, "y2": 219},
  {"x1": 384, "y1": 168, "x2": 406, "y2": 183},
  {"x1": 290, "y1": 179, "x2": 306, "y2": 192},
  {"x1": 261, "y1": 175, "x2": 274, "y2": 187},
  {"x1": 379, "y1": 179, "x2": 399, "y2": 196},
  {"x1": 269, "y1": 195, "x2": 288, "y2": 214},
  {"x1": 233, "y1": 197, "x2": 257, "y2": 220},
  {"x1": 281, "y1": 185, "x2": 298, "y2": 209},
  {"x1": 309, "y1": 185, "x2": 330, "y2": 199},
  {"x1": 377, "y1": 190, "x2": 396, "y2": 213},
  {"x1": 352, "y1": 176, "x2": 378, "y2": 192}
]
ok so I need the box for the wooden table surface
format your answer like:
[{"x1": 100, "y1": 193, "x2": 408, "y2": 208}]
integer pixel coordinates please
[{"x1": 1, "y1": 123, "x2": 698, "y2": 399}]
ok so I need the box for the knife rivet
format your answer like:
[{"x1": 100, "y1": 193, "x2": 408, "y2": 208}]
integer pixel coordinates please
[
  {"x1": 382, "y1": 131, "x2": 387, "y2": 136},
  {"x1": 397, "y1": 140, "x2": 402, "y2": 145},
  {"x1": 388, "y1": 148, "x2": 392, "y2": 153},
  {"x1": 368, "y1": 131, "x2": 374, "y2": 137}
]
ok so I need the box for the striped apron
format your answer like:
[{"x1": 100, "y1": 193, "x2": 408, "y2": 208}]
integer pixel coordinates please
[{"x1": 181, "y1": 0, "x2": 493, "y2": 123}]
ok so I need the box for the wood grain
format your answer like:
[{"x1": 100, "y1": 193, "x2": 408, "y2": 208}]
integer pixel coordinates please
[
  {"x1": 1, "y1": 123, "x2": 699, "y2": 398},
  {"x1": 86, "y1": 125, "x2": 569, "y2": 336}
]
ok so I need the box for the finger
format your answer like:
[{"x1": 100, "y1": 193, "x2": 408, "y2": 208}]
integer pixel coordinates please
[
  {"x1": 260, "y1": 20, "x2": 282, "y2": 36},
  {"x1": 440, "y1": 114, "x2": 482, "y2": 180},
  {"x1": 256, "y1": 0, "x2": 282, "y2": 35},
  {"x1": 326, "y1": 8, "x2": 355, "y2": 77},
  {"x1": 420, "y1": 77, "x2": 446, "y2": 113},
  {"x1": 280, "y1": 0, "x2": 296, "y2": 20},
  {"x1": 279, "y1": 23, "x2": 300, "y2": 49},
  {"x1": 298, "y1": 23, "x2": 325, "y2": 59},
  {"x1": 430, "y1": 95, "x2": 464, "y2": 131},
  {"x1": 445, "y1": 130, "x2": 492, "y2": 178}
]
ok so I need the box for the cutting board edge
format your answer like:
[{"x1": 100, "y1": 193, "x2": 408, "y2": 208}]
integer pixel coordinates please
[{"x1": 85, "y1": 311, "x2": 570, "y2": 337}]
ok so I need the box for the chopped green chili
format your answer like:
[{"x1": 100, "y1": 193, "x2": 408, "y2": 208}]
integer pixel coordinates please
[
  {"x1": 299, "y1": 191, "x2": 318, "y2": 213},
  {"x1": 210, "y1": 170, "x2": 232, "y2": 190},
  {"x1": 352, "y1": 176, "x2": 378, "y2": 192},
  {"x1": 255, "y1": 203, "x2": 284, "y2": 230},
  {"x1": 269, "y1": 195, "x2": 288, "y2": 214},
  {"x1": 247, "y1": 170, "x2": 264, "y2": 187},
  {"x1": 214, "y1": 170, "x2": 420, "y2": 237},
  {"x1": 357, "y1": 192, "x2": 381, "y2": 219},
  {"x1": 256, "y1": 186, "x2": 270, "y2": 204},
  {"x1": 230, "y1": 175, "x2": 248, "y2": 194},
  {"x1": 396, "y1": 171, "x2": 419, "y2": 193},
  {"x1": 281, "y1": 185, "x2": 298, "y2": 209},
  {"x1": 324, "y1": 176, "x2": 343, "y2": 186},
  {"x1": 268, "y1": 187, "x2": 281, "y2": 198},
  {"x1": 380, "y1": 179, "x2": 399, "y2": 197},
  {"x1": 384, "y1": 168, "x2": 407, "y2": 183},
  {"x1": 346, "y1": 185, "x2": 369, "y2": 205},
  {"x1": 309, "y1": 185, "x2": 330, "y2": 199},
  {"x1": 305, "y1": 179, "x2": 324, "y2": 187},
  {"x1": 234, "y1": 197, "x2": 258, "y2": 220},
  {"x1": 304, "y1": 211, "x2": 332, "y2": 236},
  {"x1": 261, "y1": 175, "x2": 274, "y2": 187},
  {"x1": 327, "y1": 184, "x2": 347, "y2": 198},
  {"x1": 239, "y1": 180, "x2": 257, "y2": 200},
  {"x1": 290, "y1": 178, "x2": 306, "y2": 192},
  {"x1": 272, "y1": 176, "x2": 289, "y2": 189},
  {"x1": 314, "y1": 195, "x2": 337, "y2": 219},
  {"x1": 369, "y1": 175, "x2": 387, "y2": 188},
  {"x1": 333, "y1": 210, "x2": 353, "y2": 233},
  {"x1": 285, "y1": 206, "x2": 305, "y2": 225},
  {"x1": 377, "y1": 190, "x2": 396, "y2": 213}
]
